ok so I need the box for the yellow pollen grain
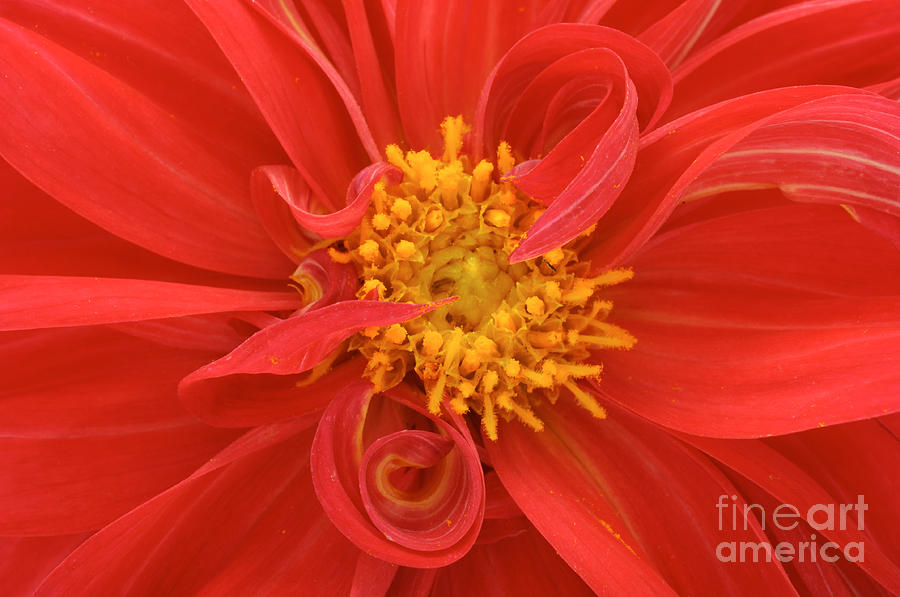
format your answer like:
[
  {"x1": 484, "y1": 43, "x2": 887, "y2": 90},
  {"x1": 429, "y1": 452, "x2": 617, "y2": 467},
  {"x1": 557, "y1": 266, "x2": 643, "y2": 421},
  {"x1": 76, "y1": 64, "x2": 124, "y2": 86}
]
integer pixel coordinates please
[
  {"x1": 371, "y1": 212, "x2": 391, "y2": 231},
  {"x1": 494, "y1": 311, "x2": 516, "y2": 331},
  {"x1": 460, "y1": 349, "x2": 481, "y2": 375},
  {"x1": 504, "y1": 359, "x2": 522, "y2": 378},
  {"x1": 421, "y1": 330, "x2": 444, "y2": 355},
  {"x1": 457, "y1": 381, "x2": 476, "y2": 400},
  {"x1": 481, "y1": 370, "x2": 499, "y2": 393},
  {"x1": 497, "y1": 394, "x2": 544, "y2": 432},
  {"x1": 525, "y1": 296, "x2": 545, "y2": 316},
  {"x1": 545, "y1": 281, "x2": 562, "y2": 302},
  {"x1": 497, "y1": 141, "x2": 515, "y2": 175},
  {"x1": 394, "y1": 239, "x2": 417, "y2": 259},
  {"x1": 360, "y1": 278, "x2": 386, "y2": 299},
  {"x1": 473, "y1": 335, "x2": 498, "y2": 357},
  {"x1": 424, "y1": 208, "x2": 444, "y2": 232},
  {"x1": 522, "y1": 367, "x2": 553, "y2": 388},
  {"x1": 358, "y1": 239, "x2": 380, "y2": 263},
  {"x1": 391, "y1": 198, "x2": 412, "y2": 221},
  {"x1": 384, "y1": 324, "x2": 407, "y2": 345},
  {"x1": 450, "y1": 395, "x2": 469, "y2": 414},
  {"x1": 362, "y1": 326, "x2": 379, "y2": 339},
  {"x1": 484, "y1": 209, "x2": 511, "y2": 228},
  {"x1": 544, "y1": 248, "x2": 565, "y2": 267}
]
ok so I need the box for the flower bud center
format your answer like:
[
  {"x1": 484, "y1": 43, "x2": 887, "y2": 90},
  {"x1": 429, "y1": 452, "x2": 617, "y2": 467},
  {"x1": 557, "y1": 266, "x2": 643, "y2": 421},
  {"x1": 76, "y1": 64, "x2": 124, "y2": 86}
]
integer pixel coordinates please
[{"x1": 336, "y1": 116, "x2": 635, "y2": 439}]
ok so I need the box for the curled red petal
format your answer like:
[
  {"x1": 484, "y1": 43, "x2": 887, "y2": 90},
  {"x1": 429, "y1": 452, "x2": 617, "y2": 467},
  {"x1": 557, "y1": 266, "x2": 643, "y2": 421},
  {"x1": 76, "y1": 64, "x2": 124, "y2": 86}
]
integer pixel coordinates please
[
  {"x1": 250, "y1": 167, "x2": 315, "y2": 264},
  {"x1": 475, "y1": 23, "x2": 672, "y2": 154},
  {"x1": 311, "y1": 382, "x2": 485, "y2": 567},
  {"x1": 503, "y1": 48, "x2": 639, "y2": 261},
  {"x1": 179, "y1": 298, "x2": 452, "y2": 425},
  {"x1": 292, "y1": 249, "x2": 360, "y2": 314},
  {"x1": 254, "y1": 162, "x2": 401, "y2": 240}
]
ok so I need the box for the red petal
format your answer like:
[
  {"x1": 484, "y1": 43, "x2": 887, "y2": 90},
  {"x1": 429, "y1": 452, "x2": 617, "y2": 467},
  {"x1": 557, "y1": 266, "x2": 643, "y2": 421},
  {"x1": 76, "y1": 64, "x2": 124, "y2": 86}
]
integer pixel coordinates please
[
  {"x1": 395, "y1": 1, "x2": 555, "y2": 149},
  {"x1": 681, "y1": 95, "x2": 900, "y2": 216},
  {"x1": 432, "y1": 526, "x2": 594, "y2": 596},
  {"x1": 585, "y1": 86, "x2": 876, "y2": 269},
  {"x1": 249, "y1": 167, "x2": 315, "y2": 264},
  {"x1": 179, "y1": 298, "x2": 452, "y2": 425},
  {"x1": 0, "y1": 533, "x2": 90, "y2": 597},
  {"x1": 292, "y1": 249, "x2": 360, "y2": 314},
  {"x1": 351, "y1": 553, "x2": 398, "y2": 597},
  {"x1": 682, "y1": 431, "x2": 900, "y2": 593},
  {"x1": 0, "y1": 327, "x2": 238, "y2": 534},
  {"x1": 638, "y1": 0, "x2": 737, "y2": 68},
  {"x1": 0, "y1": 162, "x2": 283, "y2": 290},
  {"x1": 344, "y1": 0, "x2": 405, "y2": 148},
  {"x1": 669, "y1": 0, "x2": 900, "y2": 118},
  {"x1": 0, "y1": 1, "x2": 286, "y2": 170},
  {"x1": 310, "y1": 382, "x2": 485, "y2": 567},
  {"x1": 489, "y1": 398, "x2": 798, "y2": 594},
  {"x1": 254, "y1": 162, "x2": 400, "y2": 241},
  {"x1": 0, "y1": 19, "x2": 291, "y2": 278},
  {"x1": 185, "y1": 0, "x2": 375, "y2": 204},
  {"x1": 502, "y1": 48, "x2": 639, "y2": 261},
  {"x1": 475, "y1": 23, "x2": 672, "y2": 151},
  {"x1": 109, "y1": 313, "x2": 248, "y2": 354},
  {"x1": 601, "y1": 203, "x2": 900, "y2": 437},
  {"x1": 253, "y1": 0, "x2": 362, "y2": 99},
  {"x1": 35, "y1": 427, "x2": 359, "y2": 596},
  {"x1": 728, "y1": 472, "x2": 892, "y2": 596},
  {"x1": 183, "y1": 355, "x2": 367, "y2": 428},
  {"x1": 768, "y1": 421, "x2": 900, "y2": 563},
  {"x1": 0, "y1": 275, "x2": 300, "y2": 331}
]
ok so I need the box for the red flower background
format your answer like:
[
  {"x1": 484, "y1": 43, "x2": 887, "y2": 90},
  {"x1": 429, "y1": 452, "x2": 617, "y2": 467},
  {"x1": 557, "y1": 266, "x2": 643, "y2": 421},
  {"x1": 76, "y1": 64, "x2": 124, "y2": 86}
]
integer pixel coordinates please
[{"x1": 2, "y1": 0, "x2": 900, "y2": 595}]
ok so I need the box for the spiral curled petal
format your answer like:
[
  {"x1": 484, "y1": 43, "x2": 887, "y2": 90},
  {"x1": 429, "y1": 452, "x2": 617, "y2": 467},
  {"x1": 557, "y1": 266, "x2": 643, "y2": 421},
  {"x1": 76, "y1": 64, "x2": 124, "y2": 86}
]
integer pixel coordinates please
[{"x1": 311, "y1": 382, "x2": 485, "y2": 567}]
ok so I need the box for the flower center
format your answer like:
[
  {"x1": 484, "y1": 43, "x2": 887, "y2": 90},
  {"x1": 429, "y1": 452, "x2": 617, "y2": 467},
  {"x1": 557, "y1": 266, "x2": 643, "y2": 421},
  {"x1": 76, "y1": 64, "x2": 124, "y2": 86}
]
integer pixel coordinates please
[{"x1": 333, "y1": 117, "x2": 635, "y2": 439}]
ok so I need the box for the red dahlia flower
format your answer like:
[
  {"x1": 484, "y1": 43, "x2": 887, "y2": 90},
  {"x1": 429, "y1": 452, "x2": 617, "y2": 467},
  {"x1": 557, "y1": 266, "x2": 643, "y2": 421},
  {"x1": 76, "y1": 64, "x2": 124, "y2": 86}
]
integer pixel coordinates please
[{"x1": 2, "y1": 0, "x2": 900, "y2": 595}]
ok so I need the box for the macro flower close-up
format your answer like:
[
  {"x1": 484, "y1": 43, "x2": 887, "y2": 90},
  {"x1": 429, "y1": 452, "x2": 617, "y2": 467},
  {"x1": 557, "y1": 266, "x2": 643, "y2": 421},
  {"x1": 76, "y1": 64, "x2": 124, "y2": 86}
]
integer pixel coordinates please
[{"x1": 3, "y1": 0, "x2": 900, "y2": 595}]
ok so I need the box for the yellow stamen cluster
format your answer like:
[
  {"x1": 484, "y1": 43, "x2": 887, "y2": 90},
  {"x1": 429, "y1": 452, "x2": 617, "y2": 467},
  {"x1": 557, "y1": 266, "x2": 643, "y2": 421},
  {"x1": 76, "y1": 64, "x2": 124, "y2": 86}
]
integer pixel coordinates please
[{"x1": 339, "y1": 116, "x2": 635, "y2": 439}]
